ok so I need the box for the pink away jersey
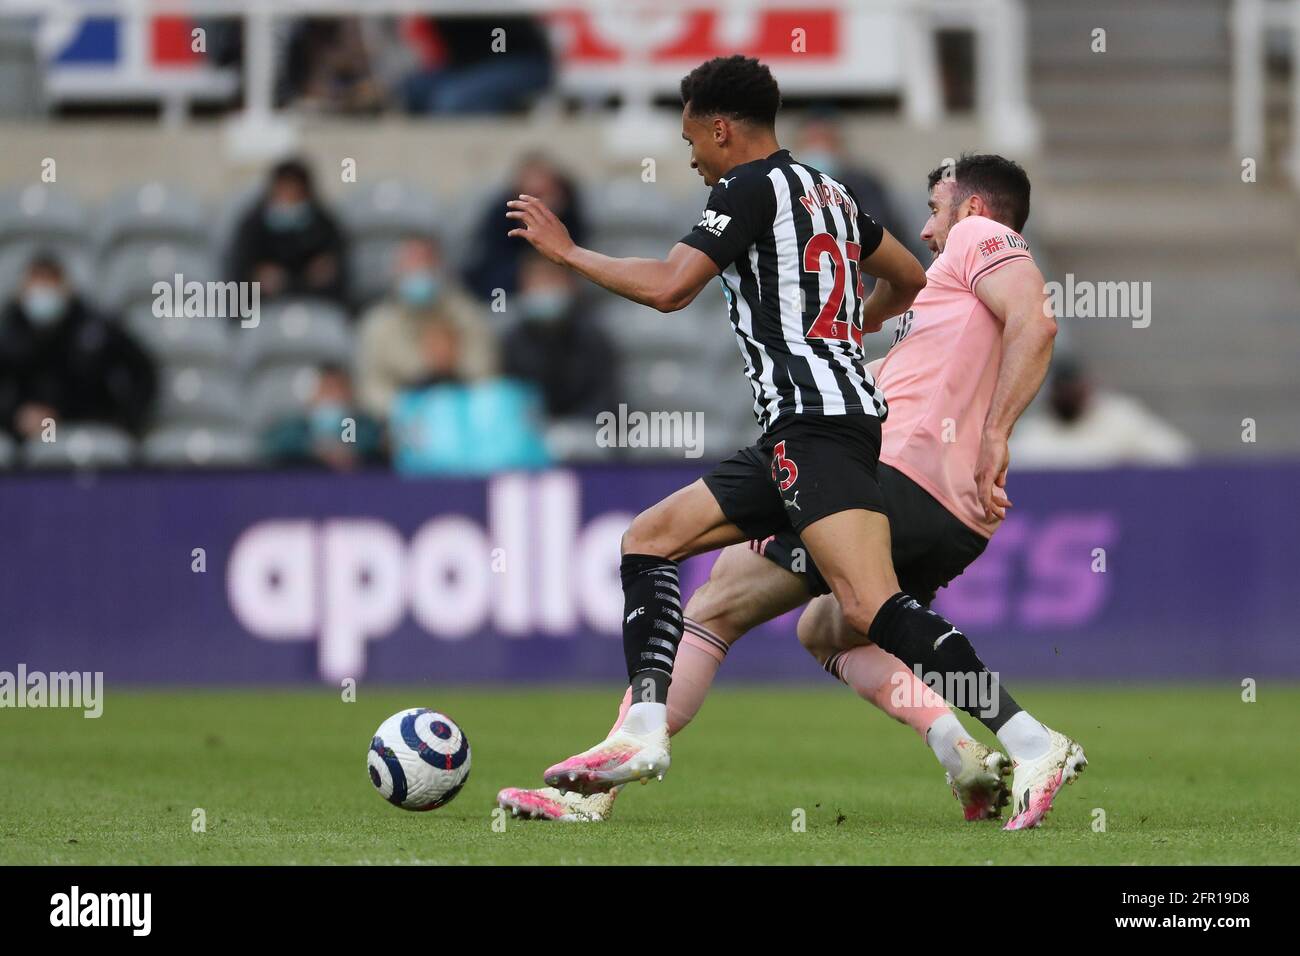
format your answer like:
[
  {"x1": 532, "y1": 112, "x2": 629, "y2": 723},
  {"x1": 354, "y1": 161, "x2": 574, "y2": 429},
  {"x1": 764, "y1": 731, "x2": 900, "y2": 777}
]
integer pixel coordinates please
[{"x1": 875, "y1": 215, "x2": 1035, "y2": 539}]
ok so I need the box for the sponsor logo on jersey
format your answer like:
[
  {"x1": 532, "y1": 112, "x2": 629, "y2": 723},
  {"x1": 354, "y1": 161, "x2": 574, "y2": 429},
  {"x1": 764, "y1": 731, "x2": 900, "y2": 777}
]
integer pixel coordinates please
[{"x1": 697, "y1": 209, "x2": 732, "y2": 236}]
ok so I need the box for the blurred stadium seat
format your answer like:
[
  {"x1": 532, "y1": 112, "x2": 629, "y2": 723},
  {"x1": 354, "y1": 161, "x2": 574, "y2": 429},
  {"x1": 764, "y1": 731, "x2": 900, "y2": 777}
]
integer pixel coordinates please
[
  {"x1": 156, "y1": 366, "x2": 246, "y2": 429},
  {"x1": 236, "y1": 299, "x2": 354, "y2": 373},
  {"x1": 21, "y1": 423, "x2": 134, "y2": 469},
  {"x1": 141, "y1": 425, "x2": 259, "y2": 468},
  {"x1": 0, "y1": 185, "x2": 93, "y2": 297},
  {"x1": 245, "y1": 364, "x2": 322, "y2": 430},
  {"x1": 99, "y1": 244, "x2": 217, "y2": 313},
  {"x1": 0, "y1": 184, "x2": 88, "y2": 249},
  {"x1": 124, "y1": 307, "x2": 231, "y2": 370},
  {"x1": 94, "y1": 182, "x2": 208, "y2": 251},
  {"x1": 340, "y1": 178, "x2": 442, "y2": 236}
]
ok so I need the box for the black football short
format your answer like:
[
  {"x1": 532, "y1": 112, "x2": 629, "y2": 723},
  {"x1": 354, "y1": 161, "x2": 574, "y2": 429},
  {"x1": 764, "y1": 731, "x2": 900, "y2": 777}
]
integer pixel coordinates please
[
  {"x1": 703, "y1": 412, "x2": 886, "y2": 538},
  {"x1": 756, "y1": 462, "x2": 988, "y2": 606}
]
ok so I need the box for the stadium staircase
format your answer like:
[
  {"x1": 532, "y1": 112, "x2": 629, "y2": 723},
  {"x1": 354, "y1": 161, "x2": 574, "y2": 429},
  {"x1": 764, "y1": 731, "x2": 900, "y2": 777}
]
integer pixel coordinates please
[{"x1": 1026, "y1": 0, "x2": 1300, "y2": 455}]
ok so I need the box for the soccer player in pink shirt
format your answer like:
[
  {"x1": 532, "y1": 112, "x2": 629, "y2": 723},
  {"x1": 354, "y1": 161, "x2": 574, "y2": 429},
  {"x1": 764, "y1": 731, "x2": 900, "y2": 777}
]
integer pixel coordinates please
[{"x1": 500, "y1": 154, "x2": 1086, "y2": 830}]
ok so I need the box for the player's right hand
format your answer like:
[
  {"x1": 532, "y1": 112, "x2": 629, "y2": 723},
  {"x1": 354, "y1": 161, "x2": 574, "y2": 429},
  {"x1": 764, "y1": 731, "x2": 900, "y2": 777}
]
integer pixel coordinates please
[
  {"x1": 975, "y1": 431, "x2": 1012, "y2": 521},
  {"x1": 506, "y1": 194, "x2": 575, "y2": 265}
]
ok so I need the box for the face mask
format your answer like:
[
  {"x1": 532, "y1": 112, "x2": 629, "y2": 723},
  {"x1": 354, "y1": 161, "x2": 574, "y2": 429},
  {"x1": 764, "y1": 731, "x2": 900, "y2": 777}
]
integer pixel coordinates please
[
  {"x1": 521, "y1": 289, "x2": 573, "y2": 324},
  {"x1": 22, "y1": 286, "x2": 67, "y2": 326},
  {"x1": 801, "y1": 150, "x2": 841, "y2": 178},
  {"x1": 398, "y1": 270, "x2": 442, "y2": 308},
  {"x1": 264, "y1": 201, "x2": 313, "y2": 232},
  {"x1": 311, "y1": 402, "x2": 348, "y2": 442}
]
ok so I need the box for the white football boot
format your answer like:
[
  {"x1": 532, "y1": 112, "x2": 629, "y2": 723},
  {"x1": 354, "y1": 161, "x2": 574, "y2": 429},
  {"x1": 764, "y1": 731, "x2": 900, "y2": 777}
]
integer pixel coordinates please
[
  {"x1": 1004, "y1": 728, "x2": 1088, "y2": 830},
  {"x1": 544, "y1": 724, "x2": 671, "y2": 795},
  {"x1": 947, "y1": 739, "x2": 1012, "y2": 821},
  {"x1": 496, "y1": 786, "x2": 617, "y2": 822}
]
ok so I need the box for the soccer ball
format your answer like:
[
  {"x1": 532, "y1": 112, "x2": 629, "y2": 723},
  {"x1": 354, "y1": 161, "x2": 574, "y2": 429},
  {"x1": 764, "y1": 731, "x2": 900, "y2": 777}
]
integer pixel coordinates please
[{"x1": 367, "y1": 708, "x2": 471, "y2": 811}]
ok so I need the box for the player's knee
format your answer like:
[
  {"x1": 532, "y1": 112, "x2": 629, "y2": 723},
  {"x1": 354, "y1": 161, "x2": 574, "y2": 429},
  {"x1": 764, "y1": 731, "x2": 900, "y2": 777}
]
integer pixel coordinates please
[
  {"x1": 622, "y1": 509, "x2": 665, "y2": 557},
  {"x1": 797, "y1": 596, "x2": 860, "y2": 666},
  {"x1": 836, "y1": 593, "x2": 879, "y2": 642},
  {"x1": 795, "y1": 607, "x2": 834, "y2": 667}
]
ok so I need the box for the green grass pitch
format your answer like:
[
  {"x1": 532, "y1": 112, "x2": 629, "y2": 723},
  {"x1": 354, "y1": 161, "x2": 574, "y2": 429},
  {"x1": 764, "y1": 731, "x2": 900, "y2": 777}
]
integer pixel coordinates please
[{"x1": 3, "y1": 685, "x2": 1298, "y2": 865}]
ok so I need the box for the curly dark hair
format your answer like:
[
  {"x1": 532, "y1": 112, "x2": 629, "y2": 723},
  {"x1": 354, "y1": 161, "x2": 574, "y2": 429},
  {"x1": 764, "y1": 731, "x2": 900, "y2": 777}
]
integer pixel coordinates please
[
  {"x1": 926, "y1": 153, "x2": 1031, "y2": 232},
  {"x1": 680, "y1": 55, "x2": 781, "y2": 128}
]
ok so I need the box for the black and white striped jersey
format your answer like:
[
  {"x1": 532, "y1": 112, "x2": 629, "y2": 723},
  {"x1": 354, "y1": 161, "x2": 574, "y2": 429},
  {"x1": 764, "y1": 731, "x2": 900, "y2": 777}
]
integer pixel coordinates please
[{"x1": 679, "y1": 149, "x2": 887, "y2": 432}]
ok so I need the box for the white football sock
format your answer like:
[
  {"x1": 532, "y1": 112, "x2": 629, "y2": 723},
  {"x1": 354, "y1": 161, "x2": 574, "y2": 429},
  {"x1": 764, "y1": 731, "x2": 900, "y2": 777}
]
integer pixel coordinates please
[
  {"x1": 620, "y1": 701, "x2": 667, "y2": 735},
  {"x1": 925, "y1": 713, "x2": 970, "y2": 778},
  {"x1": 997, "y1": 711, "x2": 1052, "y2": 761}
]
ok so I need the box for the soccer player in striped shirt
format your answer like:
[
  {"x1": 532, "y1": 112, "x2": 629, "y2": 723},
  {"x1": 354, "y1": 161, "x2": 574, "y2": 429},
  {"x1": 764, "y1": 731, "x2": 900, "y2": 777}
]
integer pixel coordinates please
[
  {"x1": 507, "y1": 56, "x2": 1014, "y2": 805},
  {"x1": 501, "y1": 154, "x2": 1086, "y2": 829}
]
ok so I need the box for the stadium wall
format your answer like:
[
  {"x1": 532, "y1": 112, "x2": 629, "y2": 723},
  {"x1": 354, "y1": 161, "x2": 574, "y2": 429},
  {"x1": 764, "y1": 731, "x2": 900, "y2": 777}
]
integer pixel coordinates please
[{"x1": 0, "y1": 463, "x2": 1294, "y2": 685}]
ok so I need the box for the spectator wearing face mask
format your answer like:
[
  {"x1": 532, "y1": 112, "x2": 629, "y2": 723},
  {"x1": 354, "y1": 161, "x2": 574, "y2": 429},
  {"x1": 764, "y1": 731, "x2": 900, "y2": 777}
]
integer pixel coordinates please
[
  {"x1": 796, "y1": 111, "x2": 913, "y2": 258},
  {"x1": 262, "y1": 363, "x2": 385, "y2": 470},
  {"x1": 1011, "y1": 357, "x2": 1195, "y2": 469},
  {"x1": 0, "y1": 252, "x2": 157, "y2": 441},
  {"x1": 500, "y1": 252, "x2": 618, "y2": 421},
  {"x1": 228, "y1": 157, "x2": 349, "y2": 305},
  {"x1": 354, "y1": 236, "x2": 497, "y2": 420}
]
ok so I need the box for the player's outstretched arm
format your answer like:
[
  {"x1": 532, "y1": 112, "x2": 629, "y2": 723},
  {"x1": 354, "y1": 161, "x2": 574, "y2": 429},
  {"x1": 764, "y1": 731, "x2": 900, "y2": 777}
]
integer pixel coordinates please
[
  {"x1": 973, "y1": 258, "x2": 1058, "y2": 520},
  {"x1": 858, "y1": 229, "x2": 927, "y2": 333},
  {"x1": 563, "y1": 242, "x2": 718, "y2": 313},
  {"x1": 507, "y1": 195, "x2": 718, "y2": 312}
]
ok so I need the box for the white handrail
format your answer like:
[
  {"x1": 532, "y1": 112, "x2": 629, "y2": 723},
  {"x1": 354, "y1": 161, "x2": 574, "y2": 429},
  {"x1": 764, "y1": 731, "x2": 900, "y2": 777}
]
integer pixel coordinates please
[
  {"x1": 0, "y1": 0, "x2": 1036, "y2": 154},
  {"x1": 1233, "y1": 0, "x2": 1300, "y2": 187}
]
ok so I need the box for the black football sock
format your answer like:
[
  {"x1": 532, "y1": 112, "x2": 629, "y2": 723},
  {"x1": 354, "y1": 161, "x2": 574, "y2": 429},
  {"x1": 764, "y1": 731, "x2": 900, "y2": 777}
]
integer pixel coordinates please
[
  {"x1": 620, "y1": 554, "x2": 682, "y2": 706},
  {"x1": 866, "y1": 592, "x2": 1022, "y2": 734}
]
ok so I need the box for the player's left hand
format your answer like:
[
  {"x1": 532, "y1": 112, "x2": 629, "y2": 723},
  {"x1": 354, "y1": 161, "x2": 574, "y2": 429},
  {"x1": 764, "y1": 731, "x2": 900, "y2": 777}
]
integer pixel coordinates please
[
  {"x1": 506, "y1": 194, "x2": 575, "y2": 265},
  {"x1": 976, "y1": 431, "x2": 1012, "y2": 521}
]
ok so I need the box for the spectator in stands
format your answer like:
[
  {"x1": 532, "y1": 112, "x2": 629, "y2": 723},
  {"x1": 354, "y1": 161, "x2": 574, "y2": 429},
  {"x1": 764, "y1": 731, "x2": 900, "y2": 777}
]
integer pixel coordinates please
[
  {"x1": 389, "y1": 320, "x2": 550, "y2": 475},
  {"x1": 355, "y1": 236, "x2": 497, "y2": 420},
  {"x1": 500, "y1": 252, "x2": 618, "y2": 420},
  {"x1": 1011, "y1": 357, "x2": 1195, "y2": 469},
  {"x1": 796, "y1": 110, "x2": 911, "y2": 253},
  {"x1": 464, "y1": 152, "x2": 586, "y2": 301},
  {"x1": 277, "y1": 18, "x2": 384, "y2": 114},
  {"x1": 228, "y1": 158, "x2": 349, "y2": 305},
  {"x1": 399, "y1": 16, "x2": 553, "y2": 115},
  {"x1": 262, "y1": 363, "x2": 384, "y2": 471},
  {"x1": 0, "y1": 252, "x2": 156, "y2": 441}
]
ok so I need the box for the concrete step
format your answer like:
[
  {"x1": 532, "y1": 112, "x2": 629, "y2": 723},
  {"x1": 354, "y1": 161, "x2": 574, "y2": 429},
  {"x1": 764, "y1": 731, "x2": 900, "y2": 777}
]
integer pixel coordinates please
[
  {"x1": 1034, "y1": 184, "x2": 1297, "y2": 247},
  {"x1": 1032, "y1": 74, "x2": 1231, "y2": 111},
  {"x1": 1042, "y1": 121, "x2": 1230, "y2": 150},
  {"x1": 1035, "y1": 153, "x2": 1239, "y2": 186}
]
